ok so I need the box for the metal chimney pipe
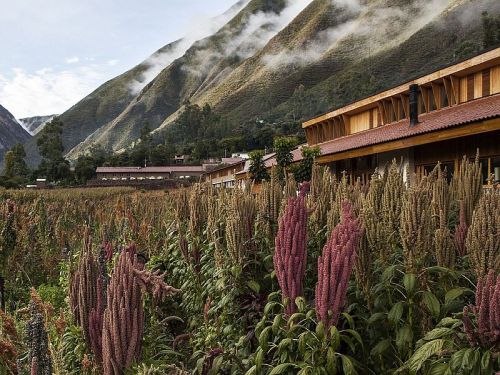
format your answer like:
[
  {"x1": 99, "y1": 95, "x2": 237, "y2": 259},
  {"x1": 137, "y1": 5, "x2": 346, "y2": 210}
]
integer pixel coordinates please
[{"x1": 409, "y1": 84, "x2": 419, "y2": 126}]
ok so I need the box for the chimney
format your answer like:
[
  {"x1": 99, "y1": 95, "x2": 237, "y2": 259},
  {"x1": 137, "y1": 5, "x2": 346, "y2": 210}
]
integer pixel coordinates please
[{"x1": 409, "y1": 84, "x2": 419, "y2": 126}]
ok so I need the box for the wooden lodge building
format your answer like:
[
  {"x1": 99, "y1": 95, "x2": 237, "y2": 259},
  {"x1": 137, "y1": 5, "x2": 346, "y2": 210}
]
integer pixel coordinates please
[
  {"x1": 95, "y1": 166, "x2": 205, "y2": 181},
  {"x1": 236, "y1": 48, "x2": 500, "y2": 187},
  {"x1": 302, "y1": 48, "x2": 500, "y2": 186}
]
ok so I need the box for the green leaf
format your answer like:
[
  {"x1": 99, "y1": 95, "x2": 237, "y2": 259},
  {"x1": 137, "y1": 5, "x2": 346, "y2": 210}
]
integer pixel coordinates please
[
  {"x1": 316, "y1": 321, "x2": 326, "y2": 341},
  {"x1": 244, "y1": 365, "x2": 256, "y2": 375},
  {"x1": 421, "y1": 327, "x2": 454, "y2": 341},
  {"x1": 247, "y1": 280, "x2": 260, "y2": 294},
  {"x1": 396, "y1": 325, "x2": 413, "y2": 352},
  {"x1": 269, "y1": 363, "x2": 298, "y2": 374},
  {"x1": 367, "y1": 312, "x2": 386, "y2": 324},
  {"x1": 481, "y1": 351, "x2": 491, "y2": 372},
  {"x1": 382, "y1": 264, "x2": 397, "y2": 282},
  {"x1": 259, "y1": 326, "x2": 271, "y2": 352},
  {"x1": 449, "y1": 348, "x2": 467, "y2": 371},
  {"x1": 407, "y1": 339, "x2": 445, "y2": 372},
  {"x1": 340, "y1": 354, "x2": 357, "y2": 375},
  {"x1": 370, "y1": 339, "x2": 391, "y2": 357},
  {"x1": 462, "y1": 348, "x2": 475, "y2": 370},
  {"x1": 272, "y1": 314, "x2": 283, "y2": 335},
  {"x1": 388, "y1": 302, "x2": 404, "y2": 325},
  {"x1": 422, "y1": 291, "x2": 440, "y2": 319},
  {"x1": 343, "y1": 329, "x2": 363, "y2": 348},
  {"x1": 403, "y1": 273, "x2": 416, "y2": 295},
  {"x1": 427, "y1": 363, "x2": 449, "y2": 375},
  {"x1": 330, "y1": 326, "x2": 340, "y2": 350},
  {"x1": 295, "y1": 296, "x2": 306, "y2": 312},
  {"x1": 327, "y1": 347, "x2": 337, "y2": 373},
  {"x1": 255, "y1": 348, "x2": 264, "y2": 372},
  {"x1": 444, "y1": 287, "x2": 471, "y2": 304}
]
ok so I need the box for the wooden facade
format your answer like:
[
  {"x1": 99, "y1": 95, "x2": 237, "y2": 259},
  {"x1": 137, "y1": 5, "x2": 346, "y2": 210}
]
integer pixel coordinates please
[
  {"x1": 302, "y1": 48, "x2": 500, "y2": 185},
  {"x1": 304, "y1": 49, "x2": 500, "y2": 146}
]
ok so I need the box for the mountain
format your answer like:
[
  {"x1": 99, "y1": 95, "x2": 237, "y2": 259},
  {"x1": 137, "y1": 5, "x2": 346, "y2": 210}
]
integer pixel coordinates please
[
  {"x1": 0, "y1": 105, "x2": 31, "y2": 162},
  {"x1": 18, "y1": 114, "x2": 57, "y2": 135},
  {"x1": 23, "y1": 0, "x2": 500, "y2": 164}
]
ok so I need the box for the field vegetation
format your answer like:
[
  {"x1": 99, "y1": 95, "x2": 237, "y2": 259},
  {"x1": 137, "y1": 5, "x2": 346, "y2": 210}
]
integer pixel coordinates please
[{"x1": 0, "y1": 157, "x2": 498, "y2": 374}]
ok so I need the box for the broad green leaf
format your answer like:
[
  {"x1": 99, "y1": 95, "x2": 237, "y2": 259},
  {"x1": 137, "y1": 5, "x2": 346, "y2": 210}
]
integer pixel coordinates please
[
  {"x1": 481, "y1": 351, "x2": 491, "y2": 372},
  {"x1": 422, "y1": 291, "x2": 440, "y2": 319},
  {"x1": 247, "y1": 280, "x2": 260, "y2": 294},
  {"x1": 330, "y1": 326, "x2": 340, "y2": 350},
  {"x1": 407, "y1": 339, "x2": 445, "y2": 372},
  {"x1": 444, "y1": 287, "x2": 471, "y2": 304},
  {"x1": 403, "y1": 273, "x2": 416, "y2": 295},
  {"x1": 396, "y1": 325, "x2": 413, "y2": 352},
  {"x1": 259, "y1": 326, "x2": 271, "y2": 352},
  {"x1": 244, "y1": 365, "x2": 256, "y2": 375},
  {"x1": 272, "y1": 314, "x2": 283, "y2": 335},
  {"x1": 316, "y1": 321, "x2": 326, "y2": 341},
  {"x1": 449, "y1": 348, "x2": 467, "y2": 371},
  {"x1": 340, "y1": 354, "x2": 357, "y2": 375},
  {"x1": 269, "y1": 363, "x2": 298, "y2": 374},
  {"x1": 427, "y1": 363, "x2": 449, "y2": 375},
  {"x1": 367, "y1": 312, "x2": 386, "y2": 324},
  {"x1": 421, "y1": 327, "x2": 454, "y2": 341},
  {"x1": 295, "y1": 296, "x2": 306, "y2": 312},
  {"x1": 327, "y1": 347, "x2": 337, "y2": 374},
  {"x1": 343, "y1": 329, "x2": 363, "y2": 348},
  {"x1": 388, "y1": 302, "x2": 404, "y2": 325},
  {"x1": 370, "y1": 339, "x2": 391, "y2": 357}
]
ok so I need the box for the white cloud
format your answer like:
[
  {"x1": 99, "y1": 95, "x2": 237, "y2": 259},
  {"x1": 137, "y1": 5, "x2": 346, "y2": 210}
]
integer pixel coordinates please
[
  {"x1": 181, "y1": 0, "x2": 313, "y2": 77},
  {"x1": 0, "y1": 65, "x2": 107, "y2": 118},
  {"x1": 107, "y1": 59, "x2": 119, "y2": 66},
  {"x1": 128, "y1": 0, "x2": 252, "y2": 94},
  {"x1": 263, "y1": 0, "x2": 452, "y2": 70},
  {"x1": 65, "y1": 56, "x2": 80, "y2": 64}
]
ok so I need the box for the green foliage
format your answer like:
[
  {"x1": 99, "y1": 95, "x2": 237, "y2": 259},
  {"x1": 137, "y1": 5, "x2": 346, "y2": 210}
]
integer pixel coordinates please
[
  {"x1": 36, "y1": 117, "x2": 72, "y2": 182},
  {"x1": 273, "y1": 136, "x2": 298, "y2": 179},
  {"x1": 482, "y1": 11, "x2": 500, "y2": 49},
  {"x1": 249, "y1": 150, "x2": 270, "y2": 183},
  {"x1": 292, "y1": 146, "x2": 321, "y2": 183}
]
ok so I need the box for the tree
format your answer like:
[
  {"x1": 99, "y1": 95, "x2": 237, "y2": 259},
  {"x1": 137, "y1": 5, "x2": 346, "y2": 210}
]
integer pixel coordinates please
[
  {"x1": 74, "y1": 156, "x2": 97, "y2": 184},
  {"x1": 3, "y1": 144, "x2": 29, "y2": 180},
  {"x1": 249, "y1": 150, "x2": 269, "y2": 183},
  {"x1": 482, "y1": 11, "x2": 500, "y2": 49},
  {"x1": 274, "y1": 136, "x2": 298, "y2": 179},
  {"x1": 293, "y1": 146, "x2": 321, "y2": 182},
  {"x1": 36, "y1": 117, "x2": 71, "y2": 182}
]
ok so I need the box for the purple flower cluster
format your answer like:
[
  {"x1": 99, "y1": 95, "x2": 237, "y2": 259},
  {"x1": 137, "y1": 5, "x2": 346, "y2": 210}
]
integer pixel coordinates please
[
  {"x1": 274, "y1": 183, "x2": 309, "y2": 315},
  {"x1": 463, "y1": 270, "x2": 500, "y2": 350},
  {"x1": 316, "y1": 202, "x2": 361, "y2": 330}
]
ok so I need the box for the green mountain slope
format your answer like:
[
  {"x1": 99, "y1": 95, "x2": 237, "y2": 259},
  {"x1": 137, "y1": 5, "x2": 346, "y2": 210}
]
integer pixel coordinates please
[
  {"x1": 0, "y1": 104, "x2": 31, "y2": 162},
  {"x1": 23, "y1": 0, "x2": 499, "y2": 164}
]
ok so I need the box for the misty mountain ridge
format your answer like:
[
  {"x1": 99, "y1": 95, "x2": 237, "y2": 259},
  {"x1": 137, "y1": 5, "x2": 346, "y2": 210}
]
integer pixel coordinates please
[
  {"x1": 20, "y1": 0, "x2": 500, "y2": 165},
  {"x1": 0, "y1": 104, "x2": 32, "y2": 162}
]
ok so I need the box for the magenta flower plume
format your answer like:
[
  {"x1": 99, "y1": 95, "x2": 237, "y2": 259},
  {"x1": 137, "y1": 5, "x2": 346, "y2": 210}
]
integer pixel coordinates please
[
  {"x1": 274, "y1": 184, "x2": 309, "y2": 315},
  {"x1": 462, "y1": 270, "x2": 500, "y2": 351},
  {"x1": 315, "y1": 201, "x2": 361, "y2": 330}
]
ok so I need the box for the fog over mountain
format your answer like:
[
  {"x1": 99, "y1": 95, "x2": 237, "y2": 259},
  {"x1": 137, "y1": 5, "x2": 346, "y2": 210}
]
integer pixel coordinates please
[{"x1": 19, "y1": 0, "x2": 500, "y2": 165}]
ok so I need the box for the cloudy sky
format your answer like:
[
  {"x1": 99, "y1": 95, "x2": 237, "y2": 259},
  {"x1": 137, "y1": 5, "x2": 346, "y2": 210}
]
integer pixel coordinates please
[{"x1": 0, "y1": 0, "x2": 237, "y2": 118}]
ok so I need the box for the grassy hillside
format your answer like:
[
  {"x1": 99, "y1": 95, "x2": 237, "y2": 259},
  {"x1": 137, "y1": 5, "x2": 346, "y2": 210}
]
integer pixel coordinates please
[
  {"x1": 0, "y1": 104, "x2": 31, "y2": 162},
  {"x1": 23, "y1": 0, "x2": 499, "y2": 165}
]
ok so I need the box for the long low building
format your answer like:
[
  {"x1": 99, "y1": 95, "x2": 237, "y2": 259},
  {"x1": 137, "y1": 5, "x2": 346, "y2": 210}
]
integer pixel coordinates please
[
  {"x1": 237, "y1": 48, "x2": 500, "y2": 187},
  {"x1": 96, "y1": 166, "x2": 205, "y2": 181},
  {"x1": 303, "y1": 48, "x2": 500, "y2": 186}
]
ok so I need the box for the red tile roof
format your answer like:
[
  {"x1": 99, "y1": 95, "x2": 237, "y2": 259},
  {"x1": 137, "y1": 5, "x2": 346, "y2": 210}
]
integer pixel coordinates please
[
  {"x1": 318, "y1": 94, "x2": 500, "y2": 156},
  {"x1": 96, "y1": 166, "x2": 204, "y2": 174}
]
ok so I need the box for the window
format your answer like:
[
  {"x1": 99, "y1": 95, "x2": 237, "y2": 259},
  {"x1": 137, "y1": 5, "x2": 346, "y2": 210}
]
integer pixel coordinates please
[{"x1": 480, "y1": 156, "x2": 500, "y2": 185}]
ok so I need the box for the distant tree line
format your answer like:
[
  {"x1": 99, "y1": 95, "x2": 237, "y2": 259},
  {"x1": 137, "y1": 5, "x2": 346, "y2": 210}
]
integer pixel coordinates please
[{"x1": 0, "y1": 102, "x2": 307, "y2": 188}]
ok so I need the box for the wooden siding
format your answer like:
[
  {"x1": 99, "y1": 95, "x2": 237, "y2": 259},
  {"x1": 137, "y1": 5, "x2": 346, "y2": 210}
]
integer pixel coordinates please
[{"x1": 303, "y1": 49, "x2": 500, "y2": 146}]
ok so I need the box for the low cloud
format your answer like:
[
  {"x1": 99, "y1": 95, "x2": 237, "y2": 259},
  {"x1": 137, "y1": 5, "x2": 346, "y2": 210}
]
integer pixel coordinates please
[
  {"x1": 263, "y1": 0, "x2": 452, "y2": 70},
  {"x1": 128, "y1": 0, "x2": 251, "y2": 94},
  {"x1": 65, "y1": 56, "x2": 80, "y2": 64},
  {"x1": 0, "y1": 64, "x2": 108, "y2": 118},
  {"x1": 181, "y1": 0, "x2": 313, "y2": 77}
]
